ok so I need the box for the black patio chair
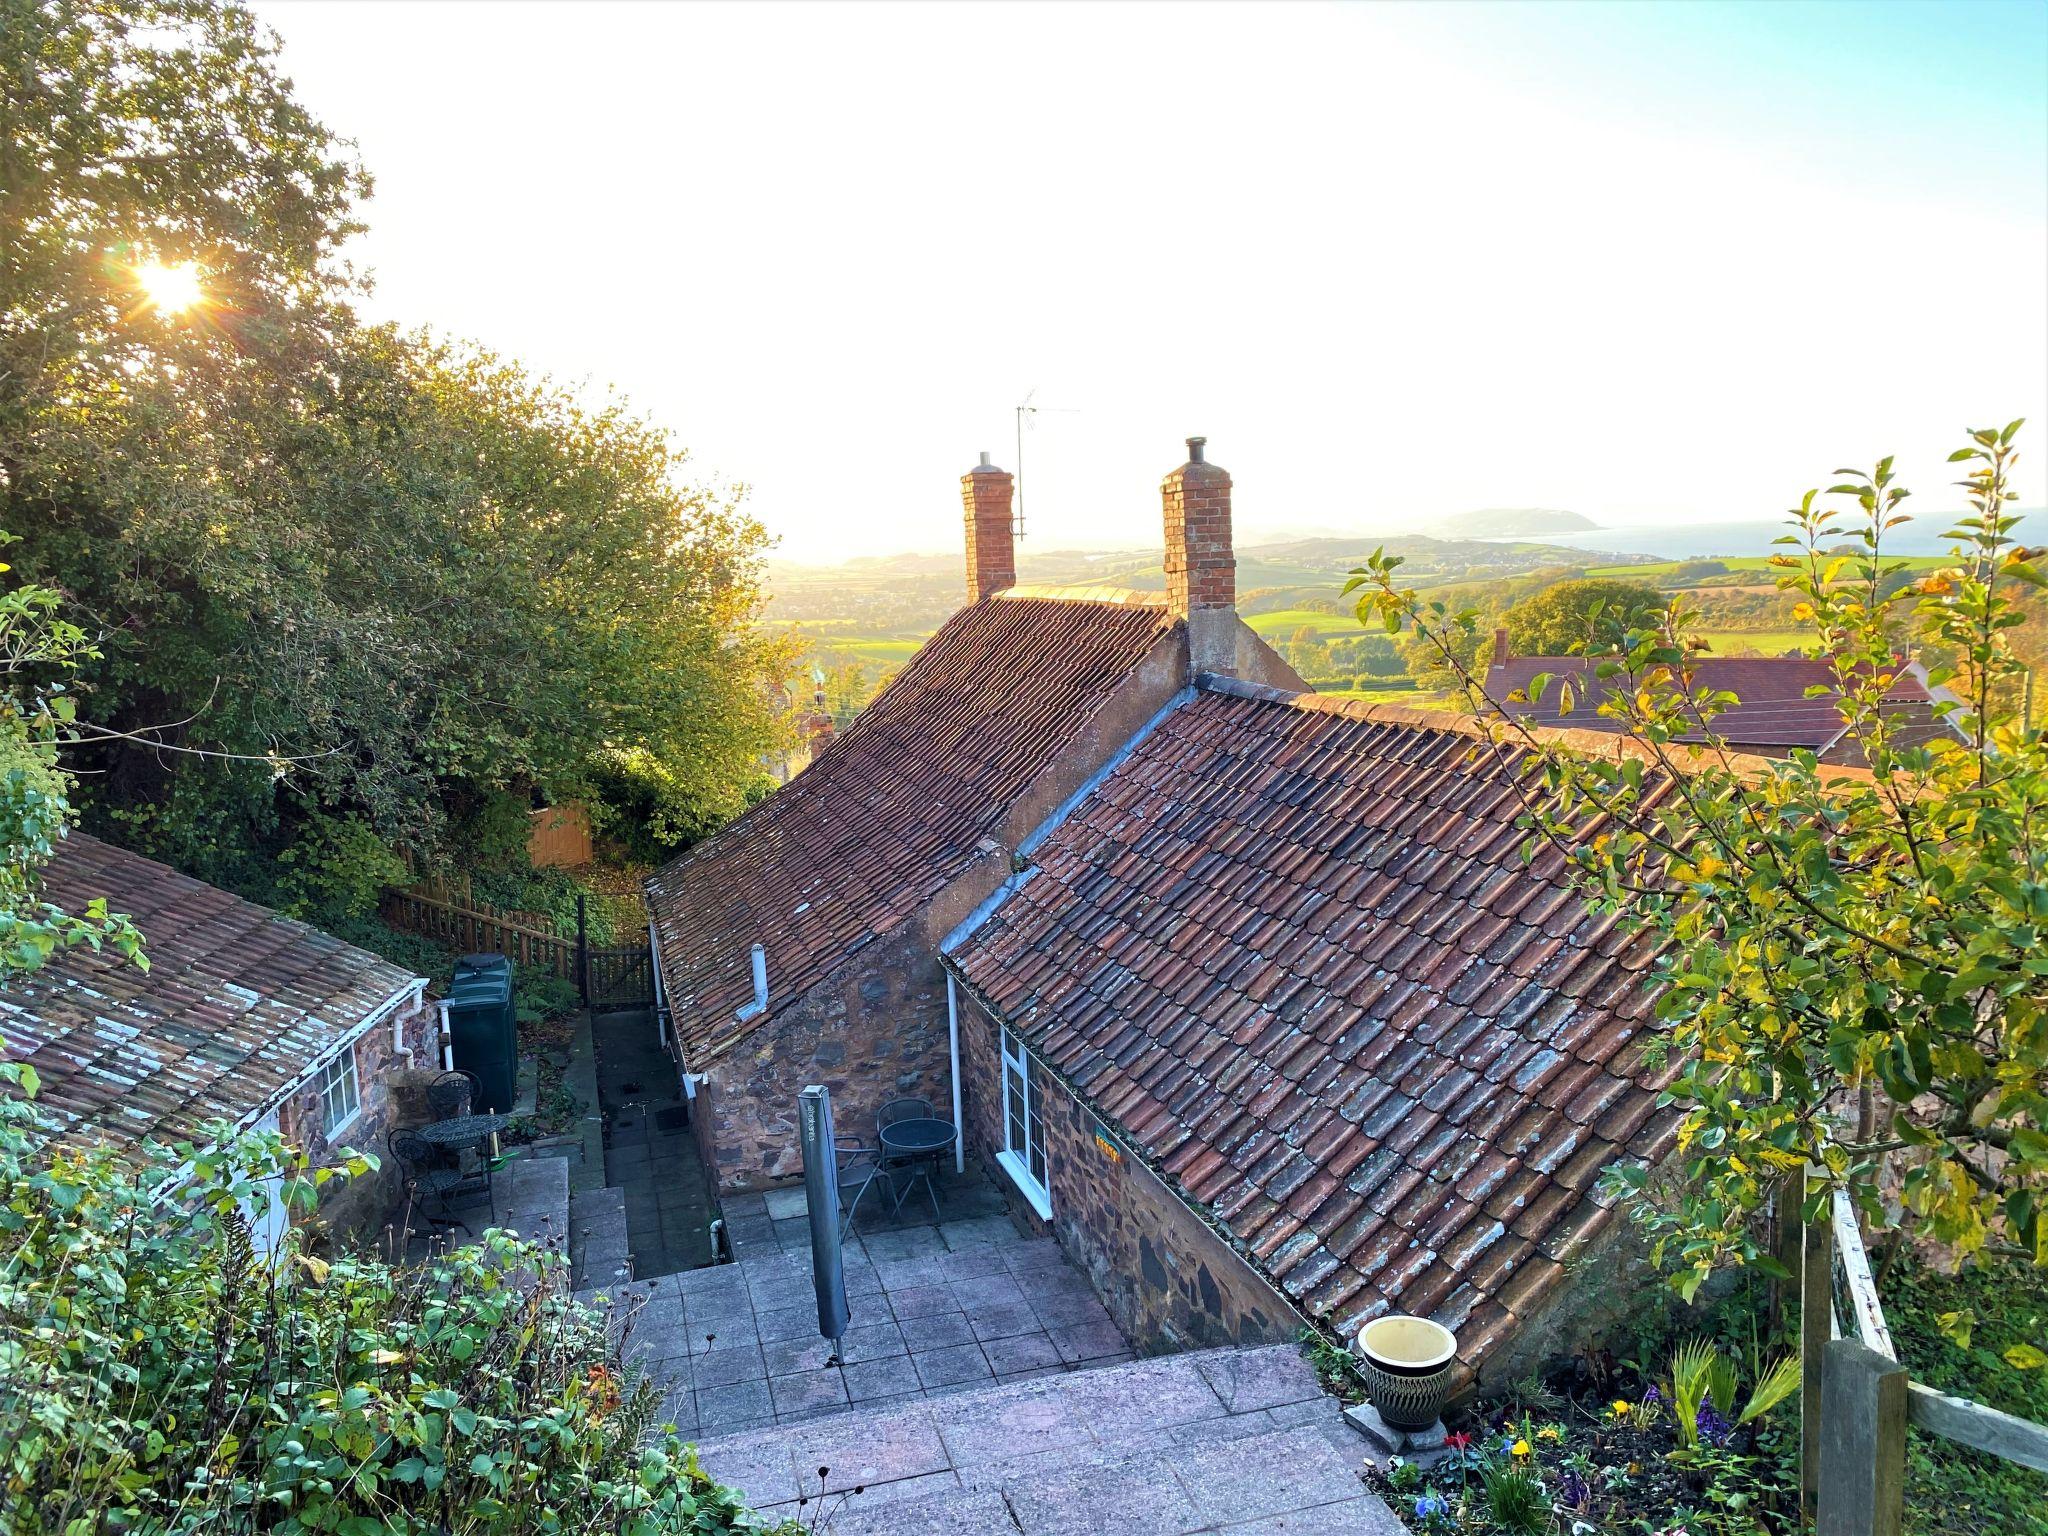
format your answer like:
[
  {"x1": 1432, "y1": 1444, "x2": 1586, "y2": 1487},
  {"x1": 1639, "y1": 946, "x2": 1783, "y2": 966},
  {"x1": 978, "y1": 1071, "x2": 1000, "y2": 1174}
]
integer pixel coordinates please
[
  {"x1": 833, "y1": 1136, "x2": 893, "y2": 1239},
  {"x1": 389, "y1": 1128, "x2": 487, "y2": 1238},
  {"x1": 876, "y1": 1097, "x2": 947, "y2": 1219},
  {"x1": 426, "y1": 1068, "x2": 479, "y2": 1121}
]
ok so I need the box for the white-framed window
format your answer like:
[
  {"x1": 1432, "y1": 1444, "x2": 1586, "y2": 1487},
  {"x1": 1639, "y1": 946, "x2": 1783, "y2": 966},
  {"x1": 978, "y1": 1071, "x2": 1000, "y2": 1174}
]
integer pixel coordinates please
[
  {"x1": 997, "y1": 1024, "x2": 1051, "y2": 1218},
  {"x1": 314, "y1": 1044, "x2": 361, "y2": 1137}
]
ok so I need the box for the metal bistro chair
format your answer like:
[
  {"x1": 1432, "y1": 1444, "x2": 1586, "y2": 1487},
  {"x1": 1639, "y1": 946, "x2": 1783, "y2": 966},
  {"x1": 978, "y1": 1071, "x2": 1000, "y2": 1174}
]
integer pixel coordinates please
[
  {"x1": 389, "y1": 1128, "x2": 488, "y2": 1237},
  {"x1": 426, "y1": 1068, "x2": 480, "y2": 1121},
  {"x1": 877, "y1": 1097, "x2": 946, "y2": 1219},
  {"x1": 833, "y1": 1136, "x2": 894, "y2": 1240}
]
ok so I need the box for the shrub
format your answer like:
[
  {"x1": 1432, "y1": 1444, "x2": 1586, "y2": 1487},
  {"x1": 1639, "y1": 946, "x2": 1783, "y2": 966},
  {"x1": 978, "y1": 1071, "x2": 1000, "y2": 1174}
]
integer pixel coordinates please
[
  {"x1": 0, "y1": 1063, "x2": 790, "y2": 1534},
  {"x1": 276, "y1": 810, "x2": 409, "y2": 925}
]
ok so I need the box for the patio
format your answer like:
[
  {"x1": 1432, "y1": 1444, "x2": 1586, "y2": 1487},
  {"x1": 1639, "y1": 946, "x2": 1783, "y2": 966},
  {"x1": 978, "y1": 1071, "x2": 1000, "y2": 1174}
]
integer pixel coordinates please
[{"x1": 592, "y1": 1169, "x2": 1137, "y2": 1440}]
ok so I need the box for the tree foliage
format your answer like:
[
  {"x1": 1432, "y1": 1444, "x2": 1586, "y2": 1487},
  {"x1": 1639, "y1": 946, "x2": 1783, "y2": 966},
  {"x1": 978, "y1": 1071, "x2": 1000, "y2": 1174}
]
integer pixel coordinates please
[
  {"x1": 0, "y1": 1063, "x2": 791, "y2": 1534},
  {"x1": 1501, "y1": 577, "x2": 1668, "y2": 657},
  {"x1": 1349, "y1": 422, "x2": 2048, "y2": 1298},
  {"x1": 2, "y1": 0, "x2": 791, "y2": 898}
]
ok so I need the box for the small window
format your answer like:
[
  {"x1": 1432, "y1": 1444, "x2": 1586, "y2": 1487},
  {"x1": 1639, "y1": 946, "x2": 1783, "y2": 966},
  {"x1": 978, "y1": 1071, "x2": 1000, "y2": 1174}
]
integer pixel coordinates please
[
  {"x1": 997, "y1": 1025, "x2": 1051, "y2": 1218},
  {"x1": 314, "y1": 1045, "x2": 361, "y2": 1137}
]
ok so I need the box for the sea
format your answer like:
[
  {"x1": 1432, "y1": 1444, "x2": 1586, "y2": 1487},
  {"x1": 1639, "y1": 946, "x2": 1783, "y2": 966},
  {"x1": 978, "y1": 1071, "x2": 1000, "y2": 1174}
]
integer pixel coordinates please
[{"x1": 1503, "y1": 512, "x2": 2039, "y2": 564}]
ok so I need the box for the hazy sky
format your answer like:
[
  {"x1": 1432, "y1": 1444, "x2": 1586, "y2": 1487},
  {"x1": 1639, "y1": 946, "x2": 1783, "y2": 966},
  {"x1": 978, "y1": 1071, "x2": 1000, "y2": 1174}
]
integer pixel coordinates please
[{"x1": 252, "y1": 0, "x2": 2048, "y2": 561}]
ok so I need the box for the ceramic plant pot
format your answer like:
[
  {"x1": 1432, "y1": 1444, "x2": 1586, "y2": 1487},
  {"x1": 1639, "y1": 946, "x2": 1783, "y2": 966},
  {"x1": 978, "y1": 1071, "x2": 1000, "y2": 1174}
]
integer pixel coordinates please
[{"x1": 1355, "y1": 1314, "x2": 1458, "y2": 1431}]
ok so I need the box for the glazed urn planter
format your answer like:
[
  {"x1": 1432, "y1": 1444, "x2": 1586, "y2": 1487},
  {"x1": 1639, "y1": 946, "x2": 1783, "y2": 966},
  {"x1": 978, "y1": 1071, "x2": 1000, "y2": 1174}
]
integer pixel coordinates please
[{"x1": 1354, "y1": 1314, "x2": 1457, "y2": 1431}]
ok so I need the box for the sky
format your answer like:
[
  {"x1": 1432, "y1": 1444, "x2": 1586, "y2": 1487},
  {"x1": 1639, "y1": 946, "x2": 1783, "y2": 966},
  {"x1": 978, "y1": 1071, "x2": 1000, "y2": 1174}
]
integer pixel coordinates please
[{"x1": 251, "y1": 0, "x2": 2048, "y2": 562}]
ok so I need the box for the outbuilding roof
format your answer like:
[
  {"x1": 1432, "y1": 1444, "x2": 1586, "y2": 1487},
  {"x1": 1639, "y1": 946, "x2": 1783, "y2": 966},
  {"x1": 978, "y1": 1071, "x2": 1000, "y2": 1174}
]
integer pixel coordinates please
[
  {"x1": 1, "y1": 833, "x2": 421, "y2": 1152},
  {"x1": 946, "y1": 679, "x2": 1680, "y2": 1364},
  {"x1": 646, "y1": 592, "x2": 1174, "y2": 1063},
  {"x1": 1486, "y1": 653, "x2": 1940, "y2": 755}
]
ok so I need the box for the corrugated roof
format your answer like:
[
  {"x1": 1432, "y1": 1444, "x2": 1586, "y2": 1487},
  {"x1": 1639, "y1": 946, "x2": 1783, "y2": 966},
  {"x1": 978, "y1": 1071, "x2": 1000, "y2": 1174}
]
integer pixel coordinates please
[
  {"x1": 1, "y1": 833, "x2": 421, "y2": 1152},
  {"x1": 948, "y1": 681, "x2": 1680, "y2": 1367},
  {"x1": 646, "y1": 592, "x2": 1174, "y2": 1062},
  {"x1": 1487, "y1": 654, "x2": 1938, "y2": 752}
]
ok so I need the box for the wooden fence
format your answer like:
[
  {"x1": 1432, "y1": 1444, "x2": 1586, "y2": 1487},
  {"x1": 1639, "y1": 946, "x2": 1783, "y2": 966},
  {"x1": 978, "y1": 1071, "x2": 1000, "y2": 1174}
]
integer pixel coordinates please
[
  {"x1": 380, "y1": 887, "x2": 655, "y2": 1012},
  {"x1": 1776, "y1": 1167, "x2": 2048, "y2": 1533},
  {"x1": 527, "y1": 803, "x2": 594, "y2": 868}
]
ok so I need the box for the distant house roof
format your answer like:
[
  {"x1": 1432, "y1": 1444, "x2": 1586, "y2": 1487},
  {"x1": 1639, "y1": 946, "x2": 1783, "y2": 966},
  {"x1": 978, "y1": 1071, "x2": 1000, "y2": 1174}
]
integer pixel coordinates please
[
  {"x1": 946, "y1": 680, "x2": 1679, "y2": 1365},
  {"x1": 1486, "y1": 652, "x2": 1941, "y2": 756},
  {"x1": 1, "y1": 833, "x2": 422, "y2": 1152},
  {"x1": 646, "y1": 591, "x2": 1175, "y2": 1064}
]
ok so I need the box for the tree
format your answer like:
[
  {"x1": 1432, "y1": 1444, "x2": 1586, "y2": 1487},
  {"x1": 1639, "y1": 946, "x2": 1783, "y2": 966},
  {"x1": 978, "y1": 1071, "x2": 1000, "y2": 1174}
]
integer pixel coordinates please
[
  {"x1": 1348, "y1": 422, "x2": 2048, "y2": 1300},
  {"x1": 1501, "y1": 577, "x2": 1667, "y2": 656},
  {"x1": 0, "y1": 533, "x2": 140, "y2": 978},
  {"x1": 3, "y1": 0, "x2": 791, "y2": 892}
]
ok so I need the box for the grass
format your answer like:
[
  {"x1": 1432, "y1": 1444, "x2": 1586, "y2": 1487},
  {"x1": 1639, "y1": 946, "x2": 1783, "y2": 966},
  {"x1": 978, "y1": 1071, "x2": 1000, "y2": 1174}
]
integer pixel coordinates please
[
  {"x1": 1317, "y1": 685, "x2": 1451, "y2": 707},
  {"x1": 1583, "y1": 555, "x2": 1949, "y2": 582},
  {"x1": 1695, "y1": 629, "x2": 1811, "y2": 656},
  {"x1": 808, "y1": 635, "x2": 922, "y2": 663},
  {"x1": 1244, "y1": 607, "x2": 1358, "y2": 638}
]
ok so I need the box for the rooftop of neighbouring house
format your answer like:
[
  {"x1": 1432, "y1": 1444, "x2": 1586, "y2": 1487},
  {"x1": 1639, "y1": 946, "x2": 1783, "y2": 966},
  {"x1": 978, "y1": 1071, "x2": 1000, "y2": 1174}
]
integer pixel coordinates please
[
  {"x1": 1486, "y1": 640, "x2": 1942, "y2": 754},
  {"x1": 0, "y1": 832, "x2": 423, "y2": 1152},
  {"x1": 944, "y1": 677, "x2": 1682, "y2": 1369},
  {"x1": 645, "y1": 589, "x2": 1176, "y2": 1065}
]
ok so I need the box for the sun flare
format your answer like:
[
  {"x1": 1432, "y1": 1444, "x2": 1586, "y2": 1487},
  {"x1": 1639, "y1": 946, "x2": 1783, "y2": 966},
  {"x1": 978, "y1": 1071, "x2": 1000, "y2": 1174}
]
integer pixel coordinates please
[{"x1": 135, "y1": 259, "x2": 205, "y2": 314}]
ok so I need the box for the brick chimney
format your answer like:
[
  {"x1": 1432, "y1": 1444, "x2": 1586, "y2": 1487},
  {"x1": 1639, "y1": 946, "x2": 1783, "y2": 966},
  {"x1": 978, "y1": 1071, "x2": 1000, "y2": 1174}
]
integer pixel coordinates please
[
  {"x1": 962, "y1": 452, "x2": 1016, "y2": 602},
  {"x1": 1162, "y1": 436, "x2": 1237, "y2": 675},
  {"x1": 1493, "y1": 628, "x2": 1511, "y2": 666}
]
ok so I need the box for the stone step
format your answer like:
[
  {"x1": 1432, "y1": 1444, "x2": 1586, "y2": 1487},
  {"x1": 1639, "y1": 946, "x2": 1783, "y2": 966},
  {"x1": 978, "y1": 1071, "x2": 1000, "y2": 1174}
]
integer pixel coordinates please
[
  {"x1": 688, "y1": 1344, "x2": 1401, "y2": 1536},
  {"x1": 569, "y1": 1183, "x2": 631, "y2": 1289}
]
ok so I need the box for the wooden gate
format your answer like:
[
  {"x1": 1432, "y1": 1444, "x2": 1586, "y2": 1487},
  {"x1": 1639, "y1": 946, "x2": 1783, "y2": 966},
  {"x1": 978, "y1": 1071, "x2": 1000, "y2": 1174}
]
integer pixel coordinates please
[
  {"x1": 585, "y1": 944, "x2": 655, "y2": 1011},
  {"x1": 381, "y1": 887, "x2": 656, "y2": 1013}
]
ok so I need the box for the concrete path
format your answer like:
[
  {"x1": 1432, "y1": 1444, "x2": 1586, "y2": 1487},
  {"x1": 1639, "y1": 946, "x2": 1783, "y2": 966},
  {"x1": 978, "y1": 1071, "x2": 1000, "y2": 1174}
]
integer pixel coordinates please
[
  {"x1": 690, "y1": 1343, "x2": 1402, "y2": 1535},
  {"x1": 590, "y1": 1006, "x2": 714, "y2": 1275}
]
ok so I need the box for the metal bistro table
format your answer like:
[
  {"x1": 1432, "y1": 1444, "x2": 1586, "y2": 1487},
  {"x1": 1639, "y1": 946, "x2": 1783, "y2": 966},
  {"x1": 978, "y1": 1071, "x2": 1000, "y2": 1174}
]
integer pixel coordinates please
[
  {"x1": 877, "y1": 1117, "x2": 956, "y2": 1222},
  {"x1": 417, "y1": 1112, "x2": 510, "y2": 1215}
]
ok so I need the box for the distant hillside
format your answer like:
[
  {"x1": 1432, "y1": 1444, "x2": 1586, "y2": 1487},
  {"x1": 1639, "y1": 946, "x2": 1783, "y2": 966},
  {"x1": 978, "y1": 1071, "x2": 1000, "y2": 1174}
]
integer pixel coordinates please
[{"x1": 1441, "y1": 507, "x2": 1596, "y2": 538}]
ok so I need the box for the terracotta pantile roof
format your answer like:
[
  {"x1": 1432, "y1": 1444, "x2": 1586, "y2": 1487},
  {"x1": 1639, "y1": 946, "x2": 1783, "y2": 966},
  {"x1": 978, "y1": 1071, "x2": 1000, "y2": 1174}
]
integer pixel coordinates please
[
  {"x1": 647, "y1": 593, "x2": 1174, "y2": 1062},
  {"x1": 1, "y1": 834, "x2": 422, "y2": 1152},
  {"x1": 946, "y1": 680, "x2": 1680, "y2": 1368},
  {"x1": 1487, "y1": 654, "x2": 1940, "y2": 754}
]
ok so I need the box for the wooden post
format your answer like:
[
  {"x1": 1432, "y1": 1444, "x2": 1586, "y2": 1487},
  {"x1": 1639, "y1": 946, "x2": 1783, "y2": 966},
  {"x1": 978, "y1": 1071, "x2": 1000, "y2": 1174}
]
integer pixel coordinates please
[
  {"x1": 1818, "y1": 1338, "x2": 1907, "y2": 1536},
  {"x1": 576, "y1": 893, "x2": 591, "y2": 1008},
  {"x1": 1773, "y1": 1167, "x2": 1806, "y2": 1336},
  {"x1": 1801, "y1": 1170, "x2": 1834, "y2": 1523}
]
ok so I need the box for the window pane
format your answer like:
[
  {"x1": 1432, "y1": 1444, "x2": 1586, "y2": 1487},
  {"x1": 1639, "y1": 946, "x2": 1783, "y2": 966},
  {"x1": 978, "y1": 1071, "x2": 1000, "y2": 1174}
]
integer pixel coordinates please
[{"x1": 1029, "y1": 1135, "x2": 1046, "y2": 1187}]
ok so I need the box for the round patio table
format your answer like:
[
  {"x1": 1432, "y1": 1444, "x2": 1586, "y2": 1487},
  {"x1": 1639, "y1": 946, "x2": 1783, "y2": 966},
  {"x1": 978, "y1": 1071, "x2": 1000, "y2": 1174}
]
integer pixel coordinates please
[
  {"x1": 878, "y1": 1117, "x2": 956, "y2": 1219},
  {"x1": 418, "y1": 1112, "x2": 510, "y2": 1212}
]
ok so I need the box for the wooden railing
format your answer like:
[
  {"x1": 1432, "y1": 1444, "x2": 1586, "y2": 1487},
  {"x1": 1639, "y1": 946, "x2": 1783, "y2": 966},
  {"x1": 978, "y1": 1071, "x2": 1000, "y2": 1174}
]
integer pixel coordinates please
[
  {"x1": 379, "y1": 887, "x2": 656, "y2": 1011},
  {"x1": 1776, "y1": 1167, "x2": 2048, "y2": 1533}
]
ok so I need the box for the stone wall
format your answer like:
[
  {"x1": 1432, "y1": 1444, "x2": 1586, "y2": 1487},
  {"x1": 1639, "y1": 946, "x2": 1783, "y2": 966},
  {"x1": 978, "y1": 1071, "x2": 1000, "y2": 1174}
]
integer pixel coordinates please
[
  {"x1": 277, "y1": 986, "x2": 436, "y2": 1251},
  {"x1": 954, "y1": 989, "x2": 1302, "y2": 1355}
]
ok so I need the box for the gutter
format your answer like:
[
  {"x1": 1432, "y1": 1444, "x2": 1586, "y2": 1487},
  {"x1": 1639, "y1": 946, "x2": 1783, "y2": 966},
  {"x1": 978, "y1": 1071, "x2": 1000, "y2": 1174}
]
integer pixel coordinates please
[{"x1": 237, "y1": 974, "x2": 426, "y2": 1135}]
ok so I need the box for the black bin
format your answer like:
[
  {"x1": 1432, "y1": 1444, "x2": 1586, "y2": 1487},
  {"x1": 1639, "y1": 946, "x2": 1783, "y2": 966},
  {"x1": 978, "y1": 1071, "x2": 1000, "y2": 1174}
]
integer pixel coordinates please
[{"x1": 445, "y1": 953, "x2": 517, "y2": 1113}]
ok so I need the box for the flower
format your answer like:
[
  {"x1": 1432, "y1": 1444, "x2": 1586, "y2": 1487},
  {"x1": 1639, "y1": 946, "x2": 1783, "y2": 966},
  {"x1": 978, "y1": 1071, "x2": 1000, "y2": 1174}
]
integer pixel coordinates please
[
  {"x1": 1510, "y1": 1438, "x2": 1533, "y2": 1458},
  {"x1": 1609, "y1": 1399, "x2": 1632, "y2": 1418},
  {"x1": 1445, "y1": 1431, "x2": 1473, "y2": 1452},
  {"x1": 1559, "y1": 1468, "x2": 1591, "y2": 1511},
  {"x1": 1537, "y1": 1425, "x2": 1562, "y2": 1443},
  {"x1": 1413, "y1": 1491, "x2": 1451, "y2": 1522},
  {"x1": 1642, "y1": 1384, "x2": 1662, "y2": 1407},
  {"x1": 1695, "y1": 1402, "x2": 1733, "y2": 1449}
]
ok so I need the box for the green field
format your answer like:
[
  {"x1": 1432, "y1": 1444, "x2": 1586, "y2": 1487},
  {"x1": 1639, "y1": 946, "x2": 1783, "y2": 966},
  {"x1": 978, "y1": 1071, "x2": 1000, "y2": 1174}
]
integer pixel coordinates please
[
  {"x1": 1695, "y1": 629, "x2": 1810, "y2": 655},
  {"x1": 1245, "y1": 608, "x2": 1360, "y2": 638},
  {"x1": 812, "y1": 636, "x2": 921, "y2": 664}
]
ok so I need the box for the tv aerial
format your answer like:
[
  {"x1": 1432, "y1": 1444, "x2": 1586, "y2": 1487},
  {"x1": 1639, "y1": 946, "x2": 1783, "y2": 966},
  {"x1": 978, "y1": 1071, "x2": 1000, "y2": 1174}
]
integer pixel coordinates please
[{"x1": 1014, "y1": 387, "x2": 1078, "y2": 539}]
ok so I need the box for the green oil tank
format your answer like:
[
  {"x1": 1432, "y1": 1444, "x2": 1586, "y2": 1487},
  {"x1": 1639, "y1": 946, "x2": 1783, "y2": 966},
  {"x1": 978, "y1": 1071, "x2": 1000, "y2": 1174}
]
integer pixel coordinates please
[{"x1": 445, "y1": 953, "x2": 517, "y2": 1113}]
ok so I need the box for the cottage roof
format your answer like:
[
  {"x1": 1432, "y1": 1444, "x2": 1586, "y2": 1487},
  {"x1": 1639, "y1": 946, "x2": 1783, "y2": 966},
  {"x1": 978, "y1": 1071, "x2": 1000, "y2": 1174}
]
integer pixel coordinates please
[
  {"x1": 646, "y1": 592, "x2": 1175, "y2": 1063},
  {"x1": 946, "y1": 679, "x2": 1681, "y2": 1364},
  {"x1": 1, "y1": 833, "x2": 421, "y2": 1152}
]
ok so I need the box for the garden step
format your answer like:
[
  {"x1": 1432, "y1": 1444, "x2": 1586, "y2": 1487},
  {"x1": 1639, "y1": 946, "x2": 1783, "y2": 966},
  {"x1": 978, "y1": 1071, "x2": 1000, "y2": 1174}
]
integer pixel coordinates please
[
  {"x1": 568, "y1": 1184, "x2": 631, "y2": 1289},
  {"x1": 690, "y1": 1344, "x2": 1399, "y2": 1534}
]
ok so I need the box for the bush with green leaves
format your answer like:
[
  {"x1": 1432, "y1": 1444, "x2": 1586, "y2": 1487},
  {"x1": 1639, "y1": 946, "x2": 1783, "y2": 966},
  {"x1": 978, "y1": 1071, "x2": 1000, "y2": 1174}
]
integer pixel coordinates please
[{"x1": 0, "y1": 1062, "x2": 790, "y2": 1534}]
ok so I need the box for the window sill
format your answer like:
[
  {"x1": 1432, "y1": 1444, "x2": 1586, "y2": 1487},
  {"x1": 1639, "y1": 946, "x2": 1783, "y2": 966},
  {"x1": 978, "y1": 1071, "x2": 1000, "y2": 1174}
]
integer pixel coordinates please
[
  {"x1": 323, "y1": 1106, "x2": 362, "y2": 1141},
  {"x1": 996, "y1": 1149, "x2": 1052, "y2": 1221}
]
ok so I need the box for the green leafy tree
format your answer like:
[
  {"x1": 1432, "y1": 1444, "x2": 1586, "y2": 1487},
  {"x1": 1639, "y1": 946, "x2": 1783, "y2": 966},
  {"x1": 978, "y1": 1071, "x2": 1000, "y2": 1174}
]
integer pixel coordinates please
[
  {"x1": 0, "y1": 1064, "x2": 793, "y2": 1533},
  {"x1": 0, "y1": 533, "x2": 141, "y2": 978},
  {"x1": 1500, "y1": 577, "x2": 1667, "y2": 656},
  {"x1": 1348, "y1": 422, "x2": 2048, "y2": 1298},
  {"x1": 4, "y1": 0, "x2": 792, "y2": 898}
]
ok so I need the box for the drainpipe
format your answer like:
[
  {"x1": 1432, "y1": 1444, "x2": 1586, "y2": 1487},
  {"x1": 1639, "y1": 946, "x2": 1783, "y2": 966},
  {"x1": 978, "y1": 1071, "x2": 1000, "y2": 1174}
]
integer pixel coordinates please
[{"x1": 946, "y1": 973, "x2": 965, "y2": 1174}]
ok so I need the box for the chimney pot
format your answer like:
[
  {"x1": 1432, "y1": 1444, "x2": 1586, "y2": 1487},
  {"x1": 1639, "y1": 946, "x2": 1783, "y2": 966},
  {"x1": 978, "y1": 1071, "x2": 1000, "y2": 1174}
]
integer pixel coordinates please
[
  {"x1": 978, "y1": 451, "x2": 991, "y2": 468},
  {"x1": 1186, "y1": 436, "x2": 1207, "y2": 464}
]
